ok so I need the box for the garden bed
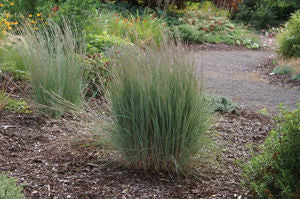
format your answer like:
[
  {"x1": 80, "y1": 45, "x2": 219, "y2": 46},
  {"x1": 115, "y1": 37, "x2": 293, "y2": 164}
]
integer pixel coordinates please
[
  {"x1": 255, "y1": 58, "x2": 300, "y2": 90},
  {"x1": 0, "y1": 91, "x2": 273, "y2": 198}
]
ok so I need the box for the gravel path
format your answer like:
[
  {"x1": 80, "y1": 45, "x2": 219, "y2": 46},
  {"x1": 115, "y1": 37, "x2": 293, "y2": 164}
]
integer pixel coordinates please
[{"x1": 192, "y1": 50, "x2": 300, "y2": 110}]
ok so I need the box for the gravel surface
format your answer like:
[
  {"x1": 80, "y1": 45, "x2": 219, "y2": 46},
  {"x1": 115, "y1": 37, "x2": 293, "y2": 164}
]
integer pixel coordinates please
[{"x1": 192, "y1": 50, "x2": 300, "y2": 110}]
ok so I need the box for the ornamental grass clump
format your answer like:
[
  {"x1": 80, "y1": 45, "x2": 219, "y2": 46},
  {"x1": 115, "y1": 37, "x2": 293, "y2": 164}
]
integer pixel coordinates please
[
  {"x1": 3, "y1": 21, "x2": 84, "y2": 117},
  {"x1": 108, "y1": 43, "x2": 211, "y2": 175}
]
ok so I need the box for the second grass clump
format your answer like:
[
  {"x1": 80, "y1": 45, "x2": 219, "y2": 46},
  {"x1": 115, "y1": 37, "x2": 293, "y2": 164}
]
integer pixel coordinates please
[
  {"x1": 4, "y1": 21, "x2": 84, "y2": 117},
  {"x1": 108, "y1": 43, "x2": 211, "y2": 175}
]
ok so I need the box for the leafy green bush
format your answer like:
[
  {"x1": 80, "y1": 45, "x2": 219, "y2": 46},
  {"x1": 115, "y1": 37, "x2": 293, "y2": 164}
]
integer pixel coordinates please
[
  {"x1": 243, "y1": 104, "x2": 300, "y2": 199},
  {"x1": 115, "y1": 0, "x2": 195, "y2": 9},
  {"x1": 0, "y1": 173, "x2": 24, "y2": 199},
  {"x1": 177, "y1": 24, "x2": 204, "y2": 43},
  {"x1": 4, "y1": 21, "x2": 84, "y2": 117},
  {"x1": 108, "y1": 43, "x2": 211, "y2": 175},
  {"x1": 175, "y1": 4, "x2": 260, "y2": 48},
  {"x1": 86, "y1": 33, "x2": 132, "y2": 54},
  {"x1": 87, "y1": 12, "x2": 166, "y2": 47},
  {"x1": 277, "y1": 11, "x2": 300, "y2": 58},
  {"x1": 234, "y1": 0, "x2": 300, "y2": 29},
  {"x1": 83, "y1": 55, "x2": 111, "y2": 98}
]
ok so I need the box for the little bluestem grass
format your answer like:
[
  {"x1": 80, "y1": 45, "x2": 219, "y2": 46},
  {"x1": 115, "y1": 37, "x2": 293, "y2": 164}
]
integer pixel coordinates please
[
  {"x1": 107, "y1": 42, "x2": 212, "y2": 175},
  {"x1": 3, "y1": 20, "x2": 85, "y2": 117}
]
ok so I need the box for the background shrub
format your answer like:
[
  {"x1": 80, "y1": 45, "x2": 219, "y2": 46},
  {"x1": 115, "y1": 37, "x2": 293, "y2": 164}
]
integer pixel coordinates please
[
  {"x1": 243, "y1": 104, "x2": 300, "y2": 199},
  {"x1": 175, "y1": 1, "x2": 260, "y2": 48},
  {"x1": 116, "y1": 0, "x2": 200, "y2": 9},
  {"x1": 277, "y1": 11, "x2": 300, "y2": 58},
  {"x1": 83, "y1": 55, "x2": 111, "y2": 98},
  {"x1": 87, "y1": 12, "x2": 166, "y2": 47},
  {"x1": 233, "y1": 0, "x2": 300, "y2": 29},
  {"x1": 0, "y1": 173, "x2": 24, "y2": 199},
  {"x1": 108, "y1": 43, "x2": 211, "y2": 175},
  {"x1": 86, "y1": 32, "x2": 132, "y2": 54}
]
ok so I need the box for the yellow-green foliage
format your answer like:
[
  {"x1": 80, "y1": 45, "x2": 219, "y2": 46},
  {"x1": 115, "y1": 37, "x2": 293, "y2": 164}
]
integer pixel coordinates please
[
  {"x1": 277, "y1": 11, "x2": 300, "y2": 58},
  {"x1": 0, "y1": 173, "x2": 24, "y2": 199},
  {"x1": 87, "y1": 12, "x2": 166, "y2": 47}
]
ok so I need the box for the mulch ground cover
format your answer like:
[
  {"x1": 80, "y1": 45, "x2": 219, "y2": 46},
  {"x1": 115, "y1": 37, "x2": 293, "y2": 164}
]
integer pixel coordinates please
[
  {"x1": 0, "y1": 104, "x2": 274, "y2": 198},
  {"x1": 0, "y1": 63, "x2": 277, "y2": 198},
  {"x1": 255, "y1": 58, "x2": 300, "y2": 90}
]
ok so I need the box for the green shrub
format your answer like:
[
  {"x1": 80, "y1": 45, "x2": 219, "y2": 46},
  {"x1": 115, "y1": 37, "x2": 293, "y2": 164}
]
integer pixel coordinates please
[
  {"x1": 4, "y1": 21, "x2": 84, "y2": 117},
  {"x1": 234, "y1": 0, "x2": 300, "y2": 29},
  {"x1": 277, "y1": 11, "x2": 300, "y2": 58},
  {"x1": 242, "y1": 104, "x2": 300, "y2": 199},
  {"x1": 86, "y1": 32, "x2": 132, "y2": 54},
  {"x1": 87, "y1": 12, "x2": 166, "y2": 47},
  {"x1": 177, "y1": 24, "x2": 204, "y2": 43},
  {"x1": 115, "y1": 0, "x2": 194, "y2": 9},
  {"x1": 0, "y1": 173, "x2": 24, "y2": 199},
  {"x1": 83, "y1": 55, "x2": 111, "y2": 98},
  {"x1": 108, "y1": 43, "x2": 211, "y2": 175},
  {"x1": 175, "y1": 2, "x2": 260, "y2": 48}
]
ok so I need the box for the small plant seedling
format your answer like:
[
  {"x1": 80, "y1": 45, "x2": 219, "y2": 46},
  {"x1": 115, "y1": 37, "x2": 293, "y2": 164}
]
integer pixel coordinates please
[
  {"x1": 5, "y1": 98, "x2": 31, "y2": 113},
  {"x1": 292, "y1": 73, "x2": 300, "y2": 81},
  {"x1": 258, "y1": 107, "x2": 270, "y2": 116},
  {"x1": 272, "y1": 66, "x2": 293, "y2": 75},
  {"x1": 0, "y1": 78, "x2": 13, "y2": 111}
]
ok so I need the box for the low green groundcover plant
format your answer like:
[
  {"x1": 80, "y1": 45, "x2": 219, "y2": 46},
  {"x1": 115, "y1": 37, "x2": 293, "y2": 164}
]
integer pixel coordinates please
[
  {"x1": 292, "y1": 73, "x2": 300, "y2": 81},
  {"x1": 0, "y1": 173, "x2": 24, "y2": 199},
  {"x1": 108, "y1": 42, "x2": 211, "y2": 175},
  {"x1": 277, "y1": 11, "x2": 300, "y2": 58},
  {"x1": 233, "y1": 0, "x2": 300, "y2": 30},
  {"x1": 5, "y1": 97, "x2": 31, "y2": 113},
  {"x1": 207, "y1": 95, "x2": 237, "y2": 113},
  {"x1": 242, "y1": 104, "x2": 300, "y2": 199},
  {"x1": 272, "y1": 66, "x2": 293, "y2": 75}
]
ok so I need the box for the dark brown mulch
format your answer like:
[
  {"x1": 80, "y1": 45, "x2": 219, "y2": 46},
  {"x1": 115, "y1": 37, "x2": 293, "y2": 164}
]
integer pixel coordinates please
[
  {"x1": 255, "y1": 58, "x2": 300, "y2": 90},
  {"x1": 0, "y1": 107, "x2": 274, "y2": 199}
]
